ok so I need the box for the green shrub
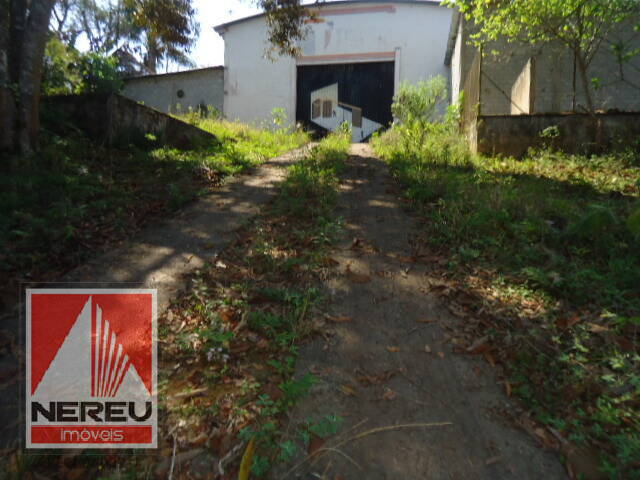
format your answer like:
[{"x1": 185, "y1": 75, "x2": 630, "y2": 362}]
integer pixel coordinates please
[
  {"x1": 76, "y1": 53, "x2": 123, "y2": 94},
  {"x1": 391, "y1": 76, "x2": 448, "y2": 124},
  {"x1": 42, "y1": 37, "x2": 81, "y2": 95}
]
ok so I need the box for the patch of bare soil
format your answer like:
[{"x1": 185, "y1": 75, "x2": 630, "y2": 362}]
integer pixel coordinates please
[{"x1": 274, "y1": 144, "x2": 567, "y2": 479}]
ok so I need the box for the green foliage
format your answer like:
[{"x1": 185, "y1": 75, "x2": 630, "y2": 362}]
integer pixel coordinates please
[
  {"x1": 449, "y1": 0, "x2": 638, "y2": 50},
  {"x1": 52, "y1": 0, "x2": 199, "y2": 73},
  {"x1": 1, "y1": 118, "x2": 308, "y2": 284},
  {"x1": 42, "y1": 37, "x2": 81, "y2": 95},
  {"x1": 446, "y1": 0, "x2": 639, "y2": 112},
  {"x1": 42, "y1": 38, "x2": 125, "y2": 96},
  {"x1": 372, "y1": 116, "x2": 640, "y2": 479},
  {"x1": 445, "y1": 0, "x2": 640, "y2": 113},
  {"x1": 391, "y1": 76, "x2": 448, "y2": 125},
  {"x1": 183, "y1": 113, "x2": 309, "y2": 167},
  {"x1": 627, "y1": 204, "x2": 640, "y2": 239},
  {"x1": 76, "y1": 53, "x2": 123, "y2": 94},
  {"x1": 259, "y1": 0, "x2": 311, "y2": 57},
  {"x1": 275, "y1": 131, "x2": 351, "y2": 219},
  {"x1": 271, "y1": 107, "x2": 288, "y2": 129},
  {"x1": 307, "y1": 414, "x2": 343, "y2": 438},
  {"x1": 279, "y1": 374, "x2": 317, "y2": 408}
]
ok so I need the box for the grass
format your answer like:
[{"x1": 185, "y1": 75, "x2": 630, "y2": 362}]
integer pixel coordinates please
[
  {"x1": 372, "y1": 122, "x2": 640, "y2": 478},
  {"x1": 158, "y1": 132, "x2": 350, "y2": 478},
  {"x1": 2, "y1": 132, "x2": 351, "y2": 479},
  {"x1": 0, "y1": 110, "x2": 309, "y2": 292}
]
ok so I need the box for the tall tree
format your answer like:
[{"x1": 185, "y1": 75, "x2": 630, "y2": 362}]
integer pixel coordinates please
[
  {"x1": 449, "y1": 0, "x2": 640, "y2": 114},
  {"x1": 129, "y1": 0, "x2": 199, "y2": 73},
  {"x1": 259, "y1": 0, "x2": 312, "y2": 58},
  {"x1": 1, "y1": 0, "x2": 57, "y2": 154}
]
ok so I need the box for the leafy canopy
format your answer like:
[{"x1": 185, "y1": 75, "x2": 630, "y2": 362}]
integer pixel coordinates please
[
  {"x1": 446, "y1": 0, "x2": 640, "y2": 112},
  {"x1": 449, "y1": 0, "x2": 638, "y2": 61}
]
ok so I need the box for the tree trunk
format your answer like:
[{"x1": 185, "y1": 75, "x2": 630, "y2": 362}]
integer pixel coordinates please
[
  {"x1": 145, "y1": 35, "x2": 159, "y2": 74},
  {"x1": 1, "y1": 0, "x2": 55, "y2": 155},
  {"x1": 16, "y1": 0, "x2": 56, "y2": 154},
  {"x1": 575, "y1": 51, "x2": 595, "y2": 115},
  {"x1": 575, "y1": 50, "x2": 604, "y2": 150},
  {"x1": 0, "y1": 0, "x2": 13, "y2": 151}
]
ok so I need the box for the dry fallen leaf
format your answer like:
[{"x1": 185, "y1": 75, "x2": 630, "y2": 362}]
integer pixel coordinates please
[
  {"x1": 382, "y1": 389, "x2": 397, "y2": 401},
  {"x1": 319, "y1": 257, "x2": 339, "y2": 267},
  {"x1": 326, "y1": 315, "x2": 354, "y2": 323},
  {"x1": 345, "y1": 265, "x2": 372, "y2": 283},
  {"x1": 483, "y1": 352, "x2": 496, "y2": 366},
  {"x1": 238, "y1": 437, "x2": 256, "y2": 480},
  {"x1": 339, "y1": 384, "x2": 358, "y2": 397},
  {"x1": 308, "y1": 434, "x2": 325, "y2": 457},
  {"x1": 386, "y1": 346, "x2": 400, "y2": 353},
  {"x1": 556, "y1": 315, "x2": 581, "y2": 330},
  {"x1": 437, "y1": 351, "x2": 445, "y2": 359},
  {"x1": 218, "y1": 307, "x2": 236, "y2": 323},
  {"x1": 586, "y1": 323, "x2": 609, "y2": 333},
  {"x1": 467, "y1": 336, "x2": 491, "y2": 355},
  {"x1": 215, "y1": 260, "x2": 227, "y2": 269},
  {"x1": 416, "y1": 318, "x2": 436, "y2": 324},
  {"x1": 348, "y1": 273, "x2": 372, "y2": 284},
  {"x1": 356, "y1": 369, "x2": 398, "y2": 386},
  {"x1": 424, "y1": 344, "x2": 432, "y2": 353},
  {"x1": 564, "y1": 444, "x2": 607, "y2": 480}
]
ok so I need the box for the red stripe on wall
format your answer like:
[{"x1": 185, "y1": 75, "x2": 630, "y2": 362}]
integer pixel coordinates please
[
  {"x1": 312, "y1": 5, "x2": 396, "y2": 16},
  {"x1": 298, "y1": 51, "x2": 396, "y2": 64}
]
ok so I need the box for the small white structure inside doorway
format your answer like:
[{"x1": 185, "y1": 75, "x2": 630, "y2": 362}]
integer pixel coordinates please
[{"x1": 310, "y1": 83, "x2": 382, "y2": 142}]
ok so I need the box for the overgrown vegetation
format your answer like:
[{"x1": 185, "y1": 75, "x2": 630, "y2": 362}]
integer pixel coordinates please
[
  {"x1": 158, "y1": 131, "x2": 350, "y2": 478},
  {"x1": 372, "y1": 78, "x2": 640, "y2": 478},
  {"x1": 43, "y1": 38, "x2": 124, "y2": 95},
  {"x1": 2, "y1": 131, "x2": 350, "y2": 479},
  {"x1": 0, "y1": 109, "x2": 308, "y2": 299}
]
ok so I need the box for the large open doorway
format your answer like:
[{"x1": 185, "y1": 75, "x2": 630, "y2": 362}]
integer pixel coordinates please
[{"x1": 296, "y1": 62, "x2": 395, "y2": 142}]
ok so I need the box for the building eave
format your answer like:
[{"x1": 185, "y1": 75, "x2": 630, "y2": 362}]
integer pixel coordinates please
[
  {"x1": 444, "y1": 9, "x2": 460, "y2": 66},
  {"x1": 214, "y1": 0, "x2": 444, "y2": 34}
]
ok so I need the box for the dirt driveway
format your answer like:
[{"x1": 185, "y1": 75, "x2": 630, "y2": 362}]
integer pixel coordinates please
[
  {"x1": 0, "y1": 146, "x2": 311, "y2": 454},
  {"x1": 275, "y1": 144, "x2": 567, "y2": 479}
]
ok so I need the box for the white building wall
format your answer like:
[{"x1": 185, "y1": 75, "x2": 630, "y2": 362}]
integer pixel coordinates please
[
  {"x1": 450, "y1": 20, "x2": 463, "y2": 103},
  {"x1": 122, "y1": 68, "x2": 224, "y2": 115},
  {"x1": 218, "y1": 1, "x2": 453, "y2": 126},
  {"x1": 222, "y1": 19, "x2": 296, "y2": 126}
]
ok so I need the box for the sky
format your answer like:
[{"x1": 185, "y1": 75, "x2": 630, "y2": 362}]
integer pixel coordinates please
[
  {"x1": 190, "y1": 0, "x2": 321, "y2": 69},
  {"x1": 190, "y1": 0, "x2": 263, "y2": 68}
]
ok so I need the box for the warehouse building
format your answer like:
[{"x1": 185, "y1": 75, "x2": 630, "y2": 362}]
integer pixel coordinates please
[{"x1": 215, "y1": 0, "x2": 453, "y2": 141}]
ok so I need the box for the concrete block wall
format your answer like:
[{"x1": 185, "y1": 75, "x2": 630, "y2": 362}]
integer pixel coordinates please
[
  {"x1": 477, "y1": 112, "x2": 640, "y2": 157},
  {"x1": 44, "y1": 94, "x2": 218, "y2": 150},
  {"x1": 455, "y1": 17, "x2": 640, "y2": 115}
]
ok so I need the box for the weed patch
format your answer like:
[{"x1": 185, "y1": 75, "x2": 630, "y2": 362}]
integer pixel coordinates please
[
  {"x1": 373, "y1": 120, "x2": 640, "y2": 477},
  {"x1": 0, "y1": 117, "x2": 308, "y2": 303}
]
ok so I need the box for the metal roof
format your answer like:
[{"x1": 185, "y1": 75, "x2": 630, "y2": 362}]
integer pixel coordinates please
[
  {"x1": 214, "y1": 0, "x2": 443, "y2": 33},
  {"x1": 123, "y1": 66, "x2": 224, "y2": 82}
]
